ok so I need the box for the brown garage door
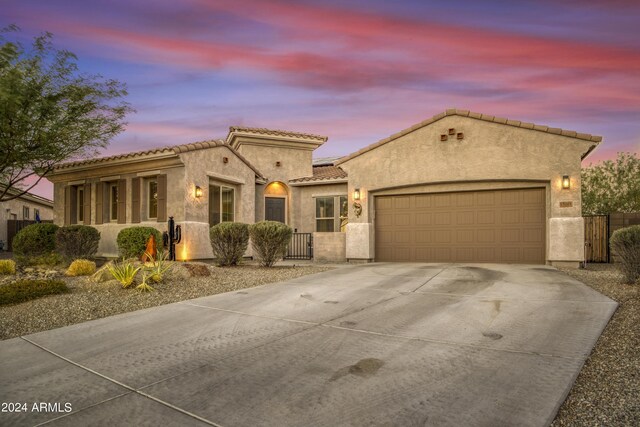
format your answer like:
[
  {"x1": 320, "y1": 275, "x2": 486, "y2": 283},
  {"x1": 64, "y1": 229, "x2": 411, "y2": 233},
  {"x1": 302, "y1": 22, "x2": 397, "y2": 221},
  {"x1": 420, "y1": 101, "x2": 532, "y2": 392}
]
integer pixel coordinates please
[{"x1": 375, "y1": 188, "x2": 545, "y2": 263}]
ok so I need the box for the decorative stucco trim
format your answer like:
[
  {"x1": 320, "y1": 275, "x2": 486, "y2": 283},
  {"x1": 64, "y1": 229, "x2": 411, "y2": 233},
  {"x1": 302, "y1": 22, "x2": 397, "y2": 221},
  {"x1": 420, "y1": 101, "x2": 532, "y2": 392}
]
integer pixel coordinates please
[
  {"x1": 207, "y1": 172, "x2": 246, "y2": 185},
  {"x1": 289, "y1": 178, "x2": 349, "y2": 187},
  {"x1": 335, "y1": 108, "x2": 603, "y2": 165},
  {"x1": 226, "y1": 126, "x2": 328, "y2": 143}
]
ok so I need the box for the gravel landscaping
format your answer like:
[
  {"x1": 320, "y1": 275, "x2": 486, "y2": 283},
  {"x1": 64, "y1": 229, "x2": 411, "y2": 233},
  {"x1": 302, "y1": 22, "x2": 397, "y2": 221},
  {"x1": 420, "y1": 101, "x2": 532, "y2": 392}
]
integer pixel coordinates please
[
  {"x1": 552, "y1": 264, "x2": 639, "y2": 426},
  {"x1": 0, "y1": 262, "x2": 331, "y2": 340}
]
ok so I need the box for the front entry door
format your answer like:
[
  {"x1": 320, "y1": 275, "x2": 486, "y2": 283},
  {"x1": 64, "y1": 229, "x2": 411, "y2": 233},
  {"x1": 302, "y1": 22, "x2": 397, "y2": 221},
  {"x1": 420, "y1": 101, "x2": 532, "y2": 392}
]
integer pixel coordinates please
[{"x1": 265, "y1": 197, "x2": 285, "y2": 223}]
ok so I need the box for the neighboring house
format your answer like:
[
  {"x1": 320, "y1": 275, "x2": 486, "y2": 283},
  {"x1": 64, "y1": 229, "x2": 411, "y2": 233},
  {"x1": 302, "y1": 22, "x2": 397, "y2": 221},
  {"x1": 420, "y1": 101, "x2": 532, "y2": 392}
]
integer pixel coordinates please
[
  {"x1": 0, "y1": 186, "x2": 54, "y2": 251},
  {"x1": 46, "y1": 109, "x2": 601, "y2": 267}
]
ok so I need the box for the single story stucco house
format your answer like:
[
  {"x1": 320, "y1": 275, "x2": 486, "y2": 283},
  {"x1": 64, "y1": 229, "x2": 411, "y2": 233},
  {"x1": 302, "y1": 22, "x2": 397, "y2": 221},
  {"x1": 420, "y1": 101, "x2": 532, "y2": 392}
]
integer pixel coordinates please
[{"x1": 46, "y1": 109, "x2": 601, "y2": 267}]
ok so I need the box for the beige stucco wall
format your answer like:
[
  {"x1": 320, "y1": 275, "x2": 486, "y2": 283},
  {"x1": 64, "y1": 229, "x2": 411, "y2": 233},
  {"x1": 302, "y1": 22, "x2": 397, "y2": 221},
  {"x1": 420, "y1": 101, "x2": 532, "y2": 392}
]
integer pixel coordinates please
[
  {"x1": 313, "y1": 232, "x2": 346, "y2": 262},
  {"x1": 292, "y1": 183, "x2": 348, "y2": 233},
  {"x1": 0, "y1": 196, "x2": 53, "y2": 249},
  {"x1": 340, "y1": 115, "x2": 594, "y2": 265},
  {"x1": 49, "y1": 145, "x2": 258, "y2": 259},
  {"x1": 178, "y1": 146, "x2": 257, "y2": 259}
]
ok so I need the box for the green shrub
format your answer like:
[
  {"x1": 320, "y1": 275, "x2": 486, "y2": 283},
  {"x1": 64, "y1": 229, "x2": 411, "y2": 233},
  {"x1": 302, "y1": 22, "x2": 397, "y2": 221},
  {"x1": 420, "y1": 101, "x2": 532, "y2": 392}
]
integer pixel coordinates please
[
  {"x1": 66, "y1": 259, "x2": 97, "y2": 276},
  {"x1": 107, "y1": 258, "x2": 141, "y2": 288},
  {"x1": 56, "y1": 225, "x2": 100, "y2": 261},
  {"x1": 0, "y1": 279, "x2": 69, "y2": 305},
  {"x1": 116, "y1": 227, "x2": 162, "y2": 259},
  {"x1": 249, "y1": 221, "x2": 292, "y2": 267},
  {"x1": 12, "y1": 223, "x2": 60, "y2": 265},
  {"x1": 610, "y1": 225, "x2": 640, "y2": 284},
  {"x1": 0, "y1": 260, "x2": 16, "y2": 275},
  {"x1": 209, "y1": 222, "x2": 249, "y2": 266}
]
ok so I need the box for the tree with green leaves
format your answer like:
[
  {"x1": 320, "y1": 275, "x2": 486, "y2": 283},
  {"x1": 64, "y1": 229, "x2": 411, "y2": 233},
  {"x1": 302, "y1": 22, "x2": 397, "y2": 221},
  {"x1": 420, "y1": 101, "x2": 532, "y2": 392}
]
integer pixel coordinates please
[
  {"x1": 0, "y1": 25, "x2": 132, "y2": 201},
  {"x1": 582, "y1": 152, "x2": 640, "y2": 215}
]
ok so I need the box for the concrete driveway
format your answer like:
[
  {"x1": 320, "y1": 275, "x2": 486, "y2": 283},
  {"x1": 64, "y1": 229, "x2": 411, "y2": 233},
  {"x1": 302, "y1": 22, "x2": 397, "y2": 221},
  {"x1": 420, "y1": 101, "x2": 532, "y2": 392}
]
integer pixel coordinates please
[{"x1": 1, "y1": 263, "x2": 617, "y2": 426}]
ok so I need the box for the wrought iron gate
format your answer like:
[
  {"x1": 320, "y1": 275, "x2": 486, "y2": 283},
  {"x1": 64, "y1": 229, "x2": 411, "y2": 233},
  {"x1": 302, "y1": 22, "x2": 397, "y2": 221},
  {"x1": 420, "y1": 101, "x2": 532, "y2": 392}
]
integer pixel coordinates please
[{"x1": 285, "y1": 233, "x2": 313, "y2": 260}]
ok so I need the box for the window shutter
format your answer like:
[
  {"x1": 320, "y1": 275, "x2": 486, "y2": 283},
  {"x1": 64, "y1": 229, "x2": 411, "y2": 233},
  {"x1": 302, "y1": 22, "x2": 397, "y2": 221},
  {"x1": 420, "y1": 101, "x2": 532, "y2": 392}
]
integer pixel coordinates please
[
  {"x1": 95, "y1": 183, "x2": 103, "y2": 224},
  {"x1": 83, "y1": 183, "x2": 91, "y2": 224},
  {"x1": 117, "y1": 179, "x2": 127, "y2": 224},
  {"x1": 131, "y1": 178, "x2": 141, "y2": 223},
  {"x1": 64, "y1": 186, "x2": 72, "y2": 225},
  {"x1": 157, "y1": 174, "x2": 167, "y2": 222}
]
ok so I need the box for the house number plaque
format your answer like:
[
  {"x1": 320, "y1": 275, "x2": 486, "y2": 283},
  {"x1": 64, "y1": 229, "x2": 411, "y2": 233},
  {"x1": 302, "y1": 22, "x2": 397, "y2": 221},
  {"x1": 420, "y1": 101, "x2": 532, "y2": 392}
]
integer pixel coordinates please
[{"x1": 559, "y1": 201, "x2": 573, "y2": 208}]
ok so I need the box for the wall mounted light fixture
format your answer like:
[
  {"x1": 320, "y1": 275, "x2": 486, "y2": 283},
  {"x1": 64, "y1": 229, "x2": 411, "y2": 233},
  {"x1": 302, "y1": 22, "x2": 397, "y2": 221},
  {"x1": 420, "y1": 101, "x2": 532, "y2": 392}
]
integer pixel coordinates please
[
  {"x1": 562, "y1": 175, "x2": 570, "y2": 190},
  {"x1": 353, "y1": 188, "x2": 360, "y2": 201},
  {"x1": 194, "y1": 185, "x2": 203, "y2": 198}
]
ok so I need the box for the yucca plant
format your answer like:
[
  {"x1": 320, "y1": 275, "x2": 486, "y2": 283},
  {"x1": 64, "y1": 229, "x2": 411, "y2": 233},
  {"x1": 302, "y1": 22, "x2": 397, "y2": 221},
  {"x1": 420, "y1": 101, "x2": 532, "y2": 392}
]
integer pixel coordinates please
[
  {"x1": 136, "y1": 272, "x2": 155, "y2": 293},
  {"x1": 107, "y1": 258, "x2": 141, "y2": 288},
  {"x1": 144, "y1": 250, "x2": 171, "y2": 283}
]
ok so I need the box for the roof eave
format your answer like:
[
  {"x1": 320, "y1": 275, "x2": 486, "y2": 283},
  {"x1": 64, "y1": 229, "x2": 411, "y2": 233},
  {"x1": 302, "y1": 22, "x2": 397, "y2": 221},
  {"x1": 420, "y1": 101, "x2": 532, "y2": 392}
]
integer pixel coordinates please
[{"x1": 289, "y1": 178, "x2": 348, "y2": 187}]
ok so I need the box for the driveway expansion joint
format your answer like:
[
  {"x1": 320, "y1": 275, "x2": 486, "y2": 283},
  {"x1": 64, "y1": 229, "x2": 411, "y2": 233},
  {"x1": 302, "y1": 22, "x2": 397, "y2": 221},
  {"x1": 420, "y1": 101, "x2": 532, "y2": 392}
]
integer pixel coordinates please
[{"x1": 19, "y1": 336, "x2": 223, "y2": 427}]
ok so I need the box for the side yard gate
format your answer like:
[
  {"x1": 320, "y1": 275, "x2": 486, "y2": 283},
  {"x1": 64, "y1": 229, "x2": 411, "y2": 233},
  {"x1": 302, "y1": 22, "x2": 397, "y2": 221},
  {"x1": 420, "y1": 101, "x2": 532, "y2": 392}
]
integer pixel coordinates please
[
  {"x1": 584, "y1": 212, "x2": 640, "y2": 263},
  {"x1": 286, "y1": 233, "x2": 313, "y2": 260}
]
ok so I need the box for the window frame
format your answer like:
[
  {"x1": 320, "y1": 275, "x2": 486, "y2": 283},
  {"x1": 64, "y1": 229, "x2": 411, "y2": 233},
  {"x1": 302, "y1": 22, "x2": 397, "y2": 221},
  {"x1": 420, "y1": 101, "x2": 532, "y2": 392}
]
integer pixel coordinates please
[
  {"x1": 23, "y1": 206, "x2": 30, "y2": 220},
  {"x1": 148, "y1": 179, "x2": 158, "y2": 219},
  {"x1": 315, "y1": 195, "x2": 348, "y2": 232},
  {"x1": 77, "y1": 187, "x2": 84, "y2": 224},
  {"x1": 34, "y1": 208, "x2": 40, "y2": 220},
  {"x1": 209, "y1": 183, "x2": 235, "y2": 225},
  {"x1": 109, "y1": 182, "x2": 118, "y2": 222}
]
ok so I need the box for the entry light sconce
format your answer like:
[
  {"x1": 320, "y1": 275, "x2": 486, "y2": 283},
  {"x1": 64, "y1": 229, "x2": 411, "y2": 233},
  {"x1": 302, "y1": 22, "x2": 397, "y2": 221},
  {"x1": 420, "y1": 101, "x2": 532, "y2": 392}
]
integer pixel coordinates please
[
  {"x1": 562, "y1": 175, "x2": 570, "y2": 190},
  {"x1": 353, "y1": 188, "x2": 360, "y2": 201},
  {"x1": 194, "y1": 185, "x2": 203, "y2": 198}
]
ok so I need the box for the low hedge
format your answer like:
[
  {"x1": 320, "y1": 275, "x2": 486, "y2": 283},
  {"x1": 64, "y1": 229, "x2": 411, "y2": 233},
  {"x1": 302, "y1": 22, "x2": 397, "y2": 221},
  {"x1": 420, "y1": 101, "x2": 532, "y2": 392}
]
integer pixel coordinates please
[
  {"x1": 610, "y1": 225, "x2": 640, "y2": 284},
  {"x1": 210, "y1": 222, "x2": 249, "y2": 266},
  {"x1": 249, "y1": 221, "x2": 292, "y2": 267},
  {"x1": 116, "y1": 227, "x2": 162, "y2": 259},
  {"x1": 56, "y1": 225, "x2": 101, "y2": 261},
  {"x1": 12, "y1": 223, "x2": 60, "y2": 265},
  {"x1": 0, "y1": 279, "x2": 69, "y2": 305}
]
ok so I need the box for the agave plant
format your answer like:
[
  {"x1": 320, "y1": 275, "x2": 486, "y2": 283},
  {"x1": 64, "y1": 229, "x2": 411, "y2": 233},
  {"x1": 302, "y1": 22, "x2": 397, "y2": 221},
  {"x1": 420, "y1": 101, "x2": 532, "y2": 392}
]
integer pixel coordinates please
[
  {"x1": 144, "y1": 250, "x2": 172, "y2": 283},
  {"x1": 107, "y1": 258, "x2": 141, "y2": 288},
  {"x1": 136, "y1": 272, "x2": 155, "y2": 293}
]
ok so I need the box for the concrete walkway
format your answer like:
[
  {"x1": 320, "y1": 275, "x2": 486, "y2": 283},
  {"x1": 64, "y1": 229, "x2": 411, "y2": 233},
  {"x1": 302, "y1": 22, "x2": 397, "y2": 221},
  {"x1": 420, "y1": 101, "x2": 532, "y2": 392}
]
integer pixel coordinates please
[{"x1": 1, "y1": 264, "x2": 617, "y2": 426}]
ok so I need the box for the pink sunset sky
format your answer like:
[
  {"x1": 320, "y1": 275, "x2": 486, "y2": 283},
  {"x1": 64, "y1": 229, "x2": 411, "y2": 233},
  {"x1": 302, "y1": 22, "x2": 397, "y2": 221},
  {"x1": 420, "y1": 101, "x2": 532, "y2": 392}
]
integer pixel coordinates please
[{"x1": 3, "y1": 0, "x2": 639, "y2": 199}]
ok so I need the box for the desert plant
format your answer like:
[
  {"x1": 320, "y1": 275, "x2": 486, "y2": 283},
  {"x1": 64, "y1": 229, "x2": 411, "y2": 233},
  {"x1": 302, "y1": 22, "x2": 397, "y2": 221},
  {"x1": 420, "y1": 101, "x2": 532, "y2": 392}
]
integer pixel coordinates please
[
  {"x1": 136, "y1": 272, "x2": 155, "y2": 293},
  {"x1": 66, "y1": 259, "x2": 97, "y2": 276},
  {"x1": 106, "y1": 258, "x2": 141, "y2": 288},
  {"x1": 144, "y1": 250, "x2": 171, "y2": 283},
  {"x1": 116, "y1": 227, "x2": 162, "y2": 259},
  {"x1": 12, "y1": 223, "x2": 59, "y2": 265},
  {"x1": 249, "y1": 221, "x2": 293, "y2": 267},
  {"x1": 0, "y1": 259, "x2": 16, "y2": 275},
  {"x1": 56, "y1": 225, "x2": 100, "y2": 260},
  {"x1": 0, "y1": 279, "x2": 69, "y2": 305},
  {"x1": 610, "y1": 225, "x2": 640, "y2": 284},
  {"x1": 209, "y1": 222, "x2": 250, "y2": 266}
]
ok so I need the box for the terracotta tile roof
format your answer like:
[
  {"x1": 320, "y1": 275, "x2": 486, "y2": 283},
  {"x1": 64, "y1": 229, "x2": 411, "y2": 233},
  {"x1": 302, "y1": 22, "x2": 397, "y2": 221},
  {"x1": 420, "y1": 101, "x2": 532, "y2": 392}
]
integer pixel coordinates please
[
  {"x1": 52, "y1": 140, "x2": 265, "y2": 179},
  {"x1": 290, "y1": 165, "x2": 348, "y2": 183},
  {"x1": 335, "y1": 108, "x2": 603, "y2": 165},
  {"x1": 312, "y1": 156, "x2": 342, "y2": 166},
  {"x1": 228, "y1": 126, "x2": 328, "y2": 142}
]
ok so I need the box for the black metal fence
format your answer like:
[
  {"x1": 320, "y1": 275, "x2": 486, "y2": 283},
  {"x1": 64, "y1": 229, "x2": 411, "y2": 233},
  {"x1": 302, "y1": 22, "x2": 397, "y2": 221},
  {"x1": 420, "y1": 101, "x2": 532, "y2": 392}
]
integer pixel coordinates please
[{"x1": 285, "y1": 233, "x2": 313, "y2": 260}]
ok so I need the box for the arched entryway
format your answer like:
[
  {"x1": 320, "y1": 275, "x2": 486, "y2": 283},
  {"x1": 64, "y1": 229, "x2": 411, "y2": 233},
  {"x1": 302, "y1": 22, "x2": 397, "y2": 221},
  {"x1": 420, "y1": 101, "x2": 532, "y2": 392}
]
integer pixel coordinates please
[{"x1": 264, "y1": 181, "x2": 288, "y2": 223}]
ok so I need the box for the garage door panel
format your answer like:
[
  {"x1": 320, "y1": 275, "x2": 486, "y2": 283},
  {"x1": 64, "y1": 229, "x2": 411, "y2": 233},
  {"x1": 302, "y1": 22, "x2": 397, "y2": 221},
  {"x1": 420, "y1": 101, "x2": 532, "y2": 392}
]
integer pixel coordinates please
[
  {"x1": 394, "y1": 196, "x2": 411, "y2": 209},
  {"x1": 415, "y1": 212, "x2": 433, "y2": 226},
  {"x1": 375, "y1": 188, "x2": 545, "y2": 264},
  {"x1": 435, "y1": 212, "x2": 452, "y2": 225},
  {"x1": 456, "y1": 211, "x2": 474, "y2": 225},
  {"x1": 394, "y1": 213, "x2": 411, "y2": 226}
]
